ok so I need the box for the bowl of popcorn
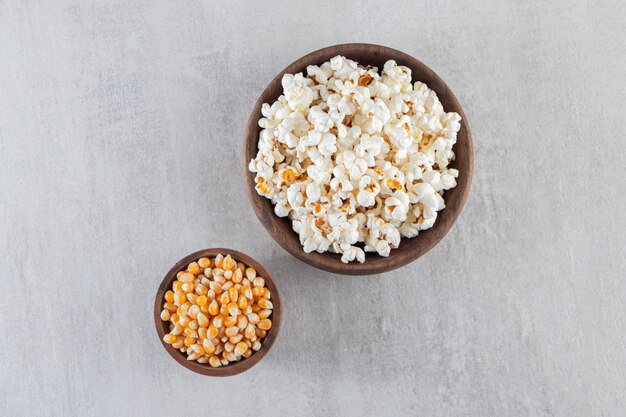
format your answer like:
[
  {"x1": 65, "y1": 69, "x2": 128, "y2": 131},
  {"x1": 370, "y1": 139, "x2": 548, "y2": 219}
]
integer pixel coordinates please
[
  {"x1": 244, "y1": 44, "x2": 473, "y2": 275},
  {"x1": 154, "y1": 249, "x2": 281, "y2": 376}
]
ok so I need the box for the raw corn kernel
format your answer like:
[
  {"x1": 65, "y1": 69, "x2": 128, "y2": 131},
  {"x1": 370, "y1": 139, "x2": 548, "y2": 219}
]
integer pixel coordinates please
[{"x1": 160, "y1": 253, "x2": 274, "y2": 367}]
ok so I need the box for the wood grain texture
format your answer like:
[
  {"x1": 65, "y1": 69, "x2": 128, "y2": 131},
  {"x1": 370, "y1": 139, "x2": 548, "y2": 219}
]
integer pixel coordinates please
[
  {"x1": 153, "y1": 248, "x2": 282, "y2": 377},
  {"x1": 243, "y1": 43, "x2": 473, "y2": 275}
]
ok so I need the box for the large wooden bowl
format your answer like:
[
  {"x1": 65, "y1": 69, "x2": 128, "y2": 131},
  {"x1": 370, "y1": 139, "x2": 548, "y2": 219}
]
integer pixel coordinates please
[
  {"x1": 243, "y1": 44, "x2": 473, "y2": 275},
  {"x1": 154, "y1": 248, "x2": 282, "y2": 376}
]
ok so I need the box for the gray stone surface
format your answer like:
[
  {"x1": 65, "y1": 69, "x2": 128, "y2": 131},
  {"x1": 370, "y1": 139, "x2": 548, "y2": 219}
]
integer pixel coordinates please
[{"x1": 1, "y1": 0, "x2": 625, "y2": 416}]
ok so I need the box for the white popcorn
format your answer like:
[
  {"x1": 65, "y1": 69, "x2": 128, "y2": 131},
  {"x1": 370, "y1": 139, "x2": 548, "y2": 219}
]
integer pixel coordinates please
[{"x1": 250, "y1": 56, "x2": 461, "y2": 262}]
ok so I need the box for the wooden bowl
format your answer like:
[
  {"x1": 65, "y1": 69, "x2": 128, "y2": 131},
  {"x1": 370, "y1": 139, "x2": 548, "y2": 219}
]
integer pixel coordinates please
[
  {"x1": 243, "y1": 43, "x2": 473, "y2": 275},
  {"x1": 154, "y1": 248, "x2": 282, "y2": 376}
]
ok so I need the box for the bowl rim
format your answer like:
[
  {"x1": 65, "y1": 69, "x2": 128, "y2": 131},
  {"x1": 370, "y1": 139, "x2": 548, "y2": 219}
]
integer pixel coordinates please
[
  {"x1": 242, "y1": 43, "x2": 473, "y2": 275},
  {"x1": 153, "y1": 248, "x2": 282, "y2": 376}
]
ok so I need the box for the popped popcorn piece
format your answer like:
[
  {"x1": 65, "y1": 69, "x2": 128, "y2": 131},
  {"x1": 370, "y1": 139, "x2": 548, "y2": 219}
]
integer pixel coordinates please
[{"x1": 249, "y1": 56, "x2": 461, "y2": 262}]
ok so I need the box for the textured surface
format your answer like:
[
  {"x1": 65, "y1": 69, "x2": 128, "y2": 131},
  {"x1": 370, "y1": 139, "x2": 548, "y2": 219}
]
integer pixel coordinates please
[{"x1": 1, "y1": 0, "x2": 624, "y2": 416}]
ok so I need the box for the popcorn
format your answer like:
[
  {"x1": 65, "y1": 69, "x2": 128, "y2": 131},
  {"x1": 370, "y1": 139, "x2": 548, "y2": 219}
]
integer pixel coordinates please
[{"x1": 250, "y1": 56, "x2": 461, "y2": 263}]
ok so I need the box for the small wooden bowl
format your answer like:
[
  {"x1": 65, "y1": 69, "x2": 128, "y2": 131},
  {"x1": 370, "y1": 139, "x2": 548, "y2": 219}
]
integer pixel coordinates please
[
  {"x1": 243, "y1": 43, "x2": 473, "y2": 275},
  {"x1": 154, "y1": 248, "x2": 282, "y2": 376}
]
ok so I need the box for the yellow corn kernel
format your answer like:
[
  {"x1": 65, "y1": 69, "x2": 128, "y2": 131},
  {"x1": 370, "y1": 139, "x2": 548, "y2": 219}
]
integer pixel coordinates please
[
  {"x1": 176, "y1": 271, "x2": 185, "y2": 279},
  {"x1": 180, "y1": 302, "x2": 191, "y2": 313},
  {"x1": 203, "y1": 268, "x2": 212, "y2": 278},
  {"x1": 208, "y1": 299, "x2": 219, "y2": 316},
  {"x1": 256, "y1": 328, "x2": 267, "y2": 338},
  {"x1": 196, "y1": 295, "x2": 208, "y2": 306},
  {"x1": 221, "y1": 281, "x2": 233, "y2": 291},
  {"x1": 172, "y1": 339, "x2": 184, "y2": 349},
  {"x1": 198, "y1": 327, "x2": 207, "y2": 339},
  {"x1": 224, "y1": 316, "x2": 237, "y2": 328},
  {"x1": 183, "y1": 327, "x2": 198, "y2": 338},
  {"x1": 208, "y1": 355, "x2": 221, "y2": 367},
  {"x1": 247, "y1": 313, "x2": 260, "y2": 324},
  {"x1": 258, "y1": 319, "x2": 272, "y2": 330},
  {"x1": 187, "y1": 353, "x2": 201, "y2": 361},
  {"x1": 188, "y1": 320, "x2": 198, "y2": 330},
  {"x1": 224, "y1": 342, "x2": 234, "y2": 353},
  {"x1": 178, "y1": 315, "x2": 190, "y2": 326},
  {"x1": 224, "y1": 270, "x2": 233, "y2": 280},
  {"x1": 218, "y1": 292, "x2": 230, "y2": 306},
  {"x1": 164, "y1": 290, "x2": 175, "y2": 303},
  {"x1": 174, "y1": 292, "x2": 186, "y2": 306},
  {"x1": 197, "y1": 312, "x2": 209, "y2": 328},
  {"x1": 237, "y1": 315, "x2": 248, "y2": 329},
  {"x1": 237, "y1": 296, "x2": 248, "y2": 310},
  {"x1": 200, "y1": 304, "x2": 209, "y2": 314},
  {"x1": 186, "y1": 293, "x2": 198, "y2": 304},
  {"x1": 183, "y1": 336, "x2": 195, "y2": 347},
  {"x1": 232, "y1": 268, "x2": 243, "y2": 284},
  {"x1": 172, "y1": 281, "x2": 183, "y2": 293},
  {"x1": 203, "y1": 338, "x2": 215, "y2": 354},
  {"x1": 227, "y1": 302, "x2": 239, "y2": 317},
  {"x1": 176, "y1": 307, "x2": 185, "y2": 317},
  {"x1": 187, "y1": 262, "x2": 201, "y2": 275},
  {"x1": 163, "y1": 302, "x2": 176, "y2": 313},
  {"x1": 170, "y1": 313, "x2": 179, "y2": 324},
  {"x1": 190, "y1": 344, "x2": 205, "y2": 355},
  {"x1": 229, "y1": 334, "x2": 243, "y2": 344},
  {"x1": 228, "y1": 287, "x2": 239, "y2": 303},
  {"x1": 209, "y1": 281, "x2": 223, "y2": 295},
  {"x1": 223, "y1": 351, "x2": 236, "y2": 362},
  {"x1": 188, "y1": 304, "x2": 200, "y2": 319},
  {"x1": 258, "y1": 299, "x2": 273, "y2": 310},
  {"x1": 160, "y1": 309, "x2": 171, "y2": 321},
  {"x1": 198, "y1": 257, "x2": 211, "y2": 268},
  {"x1": 234, "y1": 341, "x2": 248, "y2": 356},
  {"x1": 181, "y1": 282, "x2": 194, "y2": 293},
  {"x1": 212, "y1": 316, "x2": 223, "y2": 328},
  {"x1": 241, "y1": 285, "x2": 253, "y2": 300},
  {"x1": 258, "y1": 309, "x2": 272, "y2": 319},
  {"x1": 163, "y1": 334, "x2": 178, "y2": 344},
  {"x1": 195, "y1": 284, "x2": 208, "y2": 296},
  {"x1": 197, "y1": 356, "x2": 210, "y2": 364},
  {"x1": 179, "y1": 272, "x2": 195, "y2": 283},
  {"x1": 214, "y1": 254, "x2": 224, "y2": 268},
  {"x1": 263, "y1": 288, "x2": 271, "y2": 299},
  {"x1": 242, "y1": 349, "x2": 253, "y2": 358},
  {"x1": 225, "y1": 326, "x2": 239, "y2": 338},
  {"x1": 222, "y1": 255, "x2": 235, "y2": 271},
  {"x1": 208, "y1": 325, "x2": 218, "y2": 339},
  {"x1": 252, "y1": 340, "x2": 261, "y2": 351},
  {"x1": 220, "y1": 304, "x2": 229, "y2": 316},
  {"x1": 253, "y1": 277, "x2": 265, "y2": 288},
  {"x1": 245, "y1": 267, "x2": 256, "y2": 280},
  {"x1": 252, "y1": 287, "x2": 264, "y2": 297},
  {"x1": 244, "y1": 324, "x2": 255, "y2": 339},
  {"x1": 212, "y1": 268, "x2": 225, "y2": 278},
  {"x1": 171, "y1": 324, "x2": 184, "y2": 336}
]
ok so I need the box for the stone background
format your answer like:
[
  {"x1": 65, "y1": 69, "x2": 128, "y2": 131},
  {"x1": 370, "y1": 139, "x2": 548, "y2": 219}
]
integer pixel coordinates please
[{"x1": 1, "y1": 0, "x2": 624, "y2": 416}]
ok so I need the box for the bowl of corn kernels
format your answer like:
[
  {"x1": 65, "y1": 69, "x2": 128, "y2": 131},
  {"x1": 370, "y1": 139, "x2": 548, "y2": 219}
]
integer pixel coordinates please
[{"x1": 154, "y1": 248, "x2": 281, "y2": 376}]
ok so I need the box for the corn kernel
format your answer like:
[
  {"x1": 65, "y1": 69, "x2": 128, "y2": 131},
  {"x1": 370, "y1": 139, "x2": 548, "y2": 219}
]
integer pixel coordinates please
[
  {"x1": 163, "y1": 302, "x2": 176, "y2": 313},
  {"x1": 245, "y1": 324, "x2": 255, "y2": 339},
  {"x1": 208, "y1": 325, "x2": 219, "y2": 339},
  {"x1": 170, "y1": 313, "x2": 179, "y2": 324},
  {"x1": 195, "y1": 284, "x2": 208, "y2": 296},
  {"x1": 184, "y1": 336, "x2": 195, "y2": 347},
  {"x1": 227, "y1": 302, "x2": 239, "y2": 317},
  {"x1": 171, "y1": 324, "x2": 183, "y2": 336},
  {"x1": 222, "y1": 255, "x2": 235, "y2": 271},
  {"x1": 232, "y1": 269, "x2": 243, "y2": 284},
  {"x1": 208, "y1": 299, "x2": 219, "y2": 316},
  {"x1": 225, "y1": 326, "x2": 239, "y2": 337},
  {"x1": 188, "y1": 320, "x2": 198, "y2": 330},
  {"x1": 258, "y1": 319, "x2": 272, "y2": 330},
  {"x1": 237, "y1": 296, "x2": 248, "y2": 310},
  {"x1": 242, "y1": 349, "x2": 253, "y2": 358},
  {"x1": 203, "y1": 338, "x2": 215, "y2": 354},
  {"x1": 212, "y1": 316, "x2": 223, "y2": 328},
  {"x1": 224, "y1": 270, "x2": 233, "y2": 280},
  {"x1": 209, "y1": 355, "x2": 221, "y2": 367},
  {"x1": 219, "y1": 292, "x2": 230, "y2": 305},
  {"x1": 252, "y1": 340, "x2": 261, "y2": 351},
  {"x1": 222, "y1": 281, "x2": 233, "y2": 291},
  {"x1": 252, "y1": 287, "x2": 265, "y2": 297},
  {"x1": 164, "y1": 290, "x2": 175, "y2": 303},
  {"x1": 237, "y1": 315, "x2": 248, "y2": 329},
  {"x1": 256, "y1": 329, "x2": 267, "y2": 338},
  {"x1": 198, "y1": 257, "x2": 211, "y2": 268},
  {"x1": 160, "y1": 309, "x2": 170, "y2": 321},
  {"x1": 196, "y1": 295, "x2": 208, "y2": 306},
  {"x1": 224, "y1": 316, "x2": 237, "y2": 328},
  {"x1": 198, "y1": 327, "x2": 207, "y2": 339},
  {"x1": 186, "y1": 293, "x2": 198, "y2": 304},
  {"x1": 229, "y1": 334, "x2": 243, "y2": 344},
  {"x1": 184, "y1": 327, "x2": 198, "y2": 338},
  {"x1": 197, "y1": 312, "x2": 209, "y2": 328},
  {"x1": 228, "y1": 287, "x2": 239, "y2": 303},
  {"x1": 234, "y1": 341, "x2": 248, "y2": 356},
  {"x1": 263, "y1": 288, "x2": 271, "y2": 299},
  {"x1": 188, "y1": 304, "x2": 200, "y2": 319},
  {"x1": 163, "y1": 334, "x2": 178, "y2": 344},
  {"x1": 245, "y1": 267, "x2": 256, "y2": 280},
  {"x1": 197, "y1": 356, "x2": 210, "y2": 364},
  {"x1": 181, "y1": 282, "x2": 194, "y2": 293},
  {"x1": 179, "y1": 272, "x2": 195, "y2": 283},
  {"x1": 253, "y1": 277, "x2": 265, "y2": 288},
  {"x1": 258, "y1": 309, "x2": 272, "y2": 319},
  {"x1": 247, "y1": 313, "x2": 260, "y2": 324},
  {"x1": 258, "y1": 299, "x2": 273, "y2": 309},
  {"x1": 187, "y1": 262, "x2": 200, "y2": 275},
  {"x1": 220, "y1": 304, "x2": 229, "y2": 316}
]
